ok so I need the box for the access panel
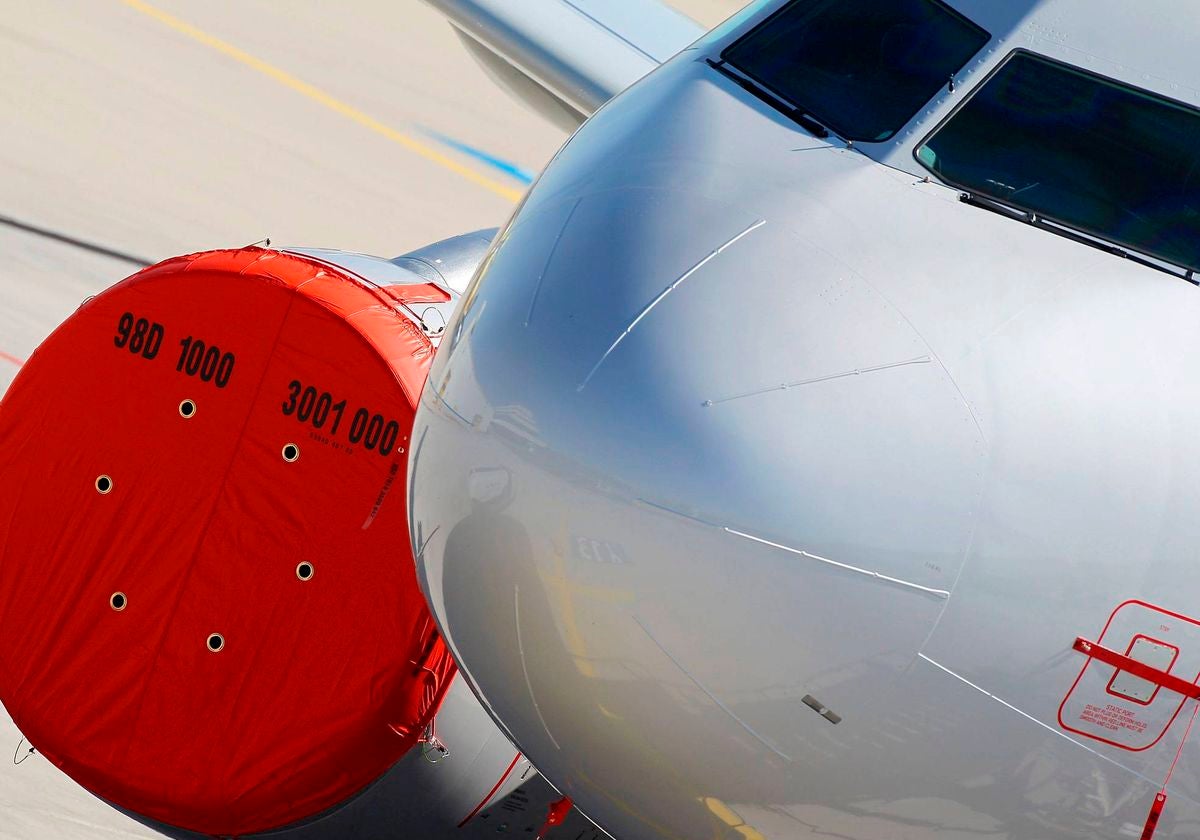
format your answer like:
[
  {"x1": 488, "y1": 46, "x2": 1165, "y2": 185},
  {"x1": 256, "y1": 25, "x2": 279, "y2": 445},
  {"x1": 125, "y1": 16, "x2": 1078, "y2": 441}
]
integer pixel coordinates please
[{"x1": 1060, "y1": 600, "x2": 1200, "y2": 751}]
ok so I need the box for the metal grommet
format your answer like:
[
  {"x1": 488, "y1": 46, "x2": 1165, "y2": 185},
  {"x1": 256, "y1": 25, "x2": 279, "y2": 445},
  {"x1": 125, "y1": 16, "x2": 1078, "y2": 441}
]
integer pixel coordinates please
[
  {"x1": 282, "y1": 443, "x2": 300, "y2": 462},
  {"x1": 207, "y1": 633, "x2": 225, "y2": 653},
  {"x1": 110, "y1": 592, "x2": 127, "y2": 611},
  {"x1": 296, "y1": 562, "x2": 314, "y2": 581},
  {"x1": 179, "y1": 399, "x2": 197, "y2": 418},
  {"x1": 95, "y1": 475, "x2": 113, "y2": 494}
]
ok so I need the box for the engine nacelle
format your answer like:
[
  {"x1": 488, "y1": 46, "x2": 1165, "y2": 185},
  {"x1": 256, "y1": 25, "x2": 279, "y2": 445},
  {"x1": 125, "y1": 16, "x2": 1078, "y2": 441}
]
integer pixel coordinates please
[{"x1": 0, "y1": 235, "x2": 595, "y2": 839}]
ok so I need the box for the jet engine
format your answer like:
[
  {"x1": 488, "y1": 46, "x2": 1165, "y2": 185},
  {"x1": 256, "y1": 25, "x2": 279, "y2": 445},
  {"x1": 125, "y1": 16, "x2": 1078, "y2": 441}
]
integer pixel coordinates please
[{"x1": 0, "y1": 234, "x2": 593, "y2": 839}]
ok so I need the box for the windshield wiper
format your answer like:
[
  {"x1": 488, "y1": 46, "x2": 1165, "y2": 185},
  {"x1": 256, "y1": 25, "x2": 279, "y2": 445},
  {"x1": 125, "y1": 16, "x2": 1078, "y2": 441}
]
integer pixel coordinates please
[
  {"x1": 705, "y1": 58, "x2": 835, "y2": 141},
  {"x1": 960, "y1": 192, "x2": 1200, "y2": 286}
]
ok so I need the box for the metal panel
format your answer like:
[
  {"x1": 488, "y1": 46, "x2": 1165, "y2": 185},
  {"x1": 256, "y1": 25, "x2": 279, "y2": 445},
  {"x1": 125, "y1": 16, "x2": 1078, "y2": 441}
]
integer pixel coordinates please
[{"x1": 411, "y1": 17, "x2": 1200, "y2": 836}]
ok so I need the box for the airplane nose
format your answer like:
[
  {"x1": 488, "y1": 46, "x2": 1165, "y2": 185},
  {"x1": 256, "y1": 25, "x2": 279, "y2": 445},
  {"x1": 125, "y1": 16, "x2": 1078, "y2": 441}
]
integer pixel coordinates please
[{"x1": 410, "y1": 183, "x2": 985, "y2": 838}]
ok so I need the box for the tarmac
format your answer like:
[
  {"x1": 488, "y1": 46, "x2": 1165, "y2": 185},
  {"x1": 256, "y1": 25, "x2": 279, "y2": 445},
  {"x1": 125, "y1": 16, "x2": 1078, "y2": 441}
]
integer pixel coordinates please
[{"x1": 0, "y1": 1, "x2": 740, "y2": 837}]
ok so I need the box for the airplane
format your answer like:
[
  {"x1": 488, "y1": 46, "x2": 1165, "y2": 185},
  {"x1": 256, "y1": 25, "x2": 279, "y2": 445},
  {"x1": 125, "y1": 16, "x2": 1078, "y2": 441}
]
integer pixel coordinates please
[
  {"x1": 0, "y1": 1, "x2": 709, "y2": 836},
  {"x1": 0, "y1": 237, "x2": 603, "y2": 838},
  {"x1": 4, "y1": 0, "x2": 1200, "y2": 839},
  {"x1": 407, "y1": 0, "x2": 1200, "y2": 839}
]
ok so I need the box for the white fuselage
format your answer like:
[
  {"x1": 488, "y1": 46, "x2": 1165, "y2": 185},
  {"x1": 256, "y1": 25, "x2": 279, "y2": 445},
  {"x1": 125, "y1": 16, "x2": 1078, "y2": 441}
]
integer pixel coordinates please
[{"x1": 410, "y1": 2, "x2": 1200, "y2": 837}]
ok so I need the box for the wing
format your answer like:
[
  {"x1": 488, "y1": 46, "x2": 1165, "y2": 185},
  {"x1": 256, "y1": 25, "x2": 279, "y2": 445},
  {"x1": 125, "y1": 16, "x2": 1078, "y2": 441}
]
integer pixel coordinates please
[{"x1": 422, "y1": 0, "x2": 704, "y2": 130}]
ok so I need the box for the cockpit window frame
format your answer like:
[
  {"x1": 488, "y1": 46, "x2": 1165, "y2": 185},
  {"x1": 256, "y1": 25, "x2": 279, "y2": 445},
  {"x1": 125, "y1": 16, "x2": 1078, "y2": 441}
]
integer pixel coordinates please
[
  {"x1": 717, "y1": 0, "x2": 992, "y2": 143},
  {"x1": 913, "y1": 48, "x2": 1200, "y2": 277}
]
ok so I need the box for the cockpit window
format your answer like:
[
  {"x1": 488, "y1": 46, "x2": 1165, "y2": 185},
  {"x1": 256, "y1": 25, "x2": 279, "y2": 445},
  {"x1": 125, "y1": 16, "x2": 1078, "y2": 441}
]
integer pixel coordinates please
[
  {"x1": 917, "y1": 52, "x2": 1200, "y2": 272},
  {"x1": 721, "y1": 0, "x2": 989, "y2": 142}
]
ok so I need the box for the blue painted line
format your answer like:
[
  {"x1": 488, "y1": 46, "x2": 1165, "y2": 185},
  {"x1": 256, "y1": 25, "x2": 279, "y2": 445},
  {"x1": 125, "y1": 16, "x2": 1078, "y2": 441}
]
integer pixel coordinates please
[{"x1": 417, "y1": 126, "x2": 536, "y2": 185}]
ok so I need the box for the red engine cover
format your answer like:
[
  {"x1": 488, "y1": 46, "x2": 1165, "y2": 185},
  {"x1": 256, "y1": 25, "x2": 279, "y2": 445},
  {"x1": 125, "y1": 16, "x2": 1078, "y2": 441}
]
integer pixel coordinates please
[{"x1": 0, "y1": 248, "x2": 455, "y2": 836}]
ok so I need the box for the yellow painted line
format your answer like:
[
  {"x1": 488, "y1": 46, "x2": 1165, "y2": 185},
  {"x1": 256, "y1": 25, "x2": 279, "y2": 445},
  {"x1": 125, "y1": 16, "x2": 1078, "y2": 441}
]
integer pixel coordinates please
[
  {"x1": 120, "y1": 0, "x2": 525, "y2": 202},
  {"x1": 547, "y1": 522, "x2": 597, "y2": 678},
  {"x1": 702, "y1": 797, "x2": 766, "y2": 840},
  {"x1": 702, "y1": 796, "x2": 743, "y2": 828}
]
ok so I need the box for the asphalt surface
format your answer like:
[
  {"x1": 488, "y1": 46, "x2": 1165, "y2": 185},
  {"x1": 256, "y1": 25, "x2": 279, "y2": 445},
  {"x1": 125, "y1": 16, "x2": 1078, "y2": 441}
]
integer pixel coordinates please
[{"x1": 0, "y1": 1, "x2": 741, "y2": 837}]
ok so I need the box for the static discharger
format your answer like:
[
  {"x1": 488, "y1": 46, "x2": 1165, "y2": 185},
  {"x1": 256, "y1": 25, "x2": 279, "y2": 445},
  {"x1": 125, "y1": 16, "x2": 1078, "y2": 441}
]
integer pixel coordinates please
[{"x1": 0, "y1": 247, "x2": 454, "y2": 836}]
